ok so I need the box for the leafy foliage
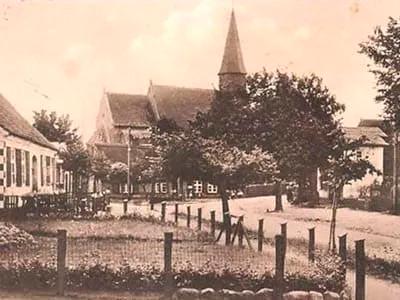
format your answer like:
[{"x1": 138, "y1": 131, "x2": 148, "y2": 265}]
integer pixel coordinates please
[{"x1": 360, "y1": 17, "x2": 400, "y2": 130}]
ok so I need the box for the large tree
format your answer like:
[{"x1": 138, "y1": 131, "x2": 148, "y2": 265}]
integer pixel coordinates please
[
  {"x1": 33, "y1": 110, "x2": 90, "y2": 194},
  {"x1": 196, "y1": 71, "x2": 344, "y2": 206},
  {"x1": 154, "y1": 115, "x2": 277, "y2": 244},
  {"x1": 360, "y1": 16, "x2": 400, "y2": 213}
]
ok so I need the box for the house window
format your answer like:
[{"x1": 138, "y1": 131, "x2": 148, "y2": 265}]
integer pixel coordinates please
[
  {"x1": 207, "y1": 183, "x2": 218, "y2": 194},
  {"x1": 155, "y1": 182, "x2": 167, "y2": 194},
  {"x1": 46, "y1": 156, "x2": 51, "y2": 185},
  {"x1": 40, "y1": 155, "x2": 44, "y2": 186},
  {"x1": 193, "y1": 180, "x2": 203, "y2": 194},
  {"x1": 160, "y1": 182, "x2": 167, "y2": 193},
  {"x1": 356, "y1": 150, "x2": 362, "y2": 159}
]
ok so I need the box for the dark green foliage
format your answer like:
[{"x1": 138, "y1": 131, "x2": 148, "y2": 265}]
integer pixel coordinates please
[
  {"x1": 0, "y1": 259, "x2": 345, "y2": 293},
  {"x1": 360, "y1": 17, "x2": 400, "y2": 130}
]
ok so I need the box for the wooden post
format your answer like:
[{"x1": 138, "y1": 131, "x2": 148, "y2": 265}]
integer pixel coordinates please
[
  {"x1": 175, "y1": 203, "x2": 179, "y2": 225},
  {"x1": 57, "y1": 229, "x2": 67, "y2": 296},
  {"x1": 258, "y1": 219, "x2": 264, "y2": 252},
  {"x1": 355, "y1": 239, "x2": 366, "y2": 300},
  {"x1": 225, "y1": 212, "x2": 231, "y2": 246},
  {"x1": 339, "y1": 234, "x2": 347, "y2": 263},
  {"x1": 274, "y1": 234, "x2": 285, "y2": 300},
  {"x1": 281, "y1": 222, "x2": 287, "y2": 255},
  {"x1": 161, "y1": 201, "x2": 166, "y2": 222},
  {"x1": 164, "y1": 232, "x2": 173, "y2": 294},
  {"x1": 187, "y1": 206, "x2": 191, "y2": 228},
  {"x1": 308, "y1": 227, "x2": 315, "y2": 263},
  {"x1": 238, "y1": 216, "x2": 244, "y2": 248},
  {"x1": 197, "y1": 207, "x2": 202, "y2": 231},
  {"x1": 123, "y1": 199, "x2": 128, "y2": 215},
  {"x1": 210, "y1": 210, "x2": 216, "y2": 237},
  {"x1": 150, "y1": 203, "x2": 154, "y2": 210}
]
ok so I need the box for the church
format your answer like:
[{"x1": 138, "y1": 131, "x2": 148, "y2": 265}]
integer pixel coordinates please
[{"x1": 88, "y1": 10, "x2": 247, "y2": 198}]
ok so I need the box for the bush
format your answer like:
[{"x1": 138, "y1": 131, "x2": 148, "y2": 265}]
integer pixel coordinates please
[{"x1": 0, "y1": 257, "x2": 345, "y2": 293}]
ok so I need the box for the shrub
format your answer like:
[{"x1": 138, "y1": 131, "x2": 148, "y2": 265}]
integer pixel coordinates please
[{"x1": 0, "y1": 258, "x2": 345, "y2": 293}]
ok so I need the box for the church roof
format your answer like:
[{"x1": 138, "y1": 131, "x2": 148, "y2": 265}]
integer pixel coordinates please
[
  {"x1": 107, "y1": 93, "x2": 155, "y2": 127},
  {"x1": 219, "y1": 10, "x2": 246, "y2": 75},
  {"x1": 0, "y1": 94, "x2": 56, "y2": 151},
  {"x1": 358, "y1": 119, "x2": 385, "y2": 128},
  {"x1": 151, "y1": 85, "x2": 214, "y2": 128},
  {"x1": 343, "y1": 126, "x2": 388, "y2": 146}
]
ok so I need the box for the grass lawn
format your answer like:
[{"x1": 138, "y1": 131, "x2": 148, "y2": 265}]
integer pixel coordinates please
[{"x1": 2, "y1": 216, "x2": 312, "y2": 275}]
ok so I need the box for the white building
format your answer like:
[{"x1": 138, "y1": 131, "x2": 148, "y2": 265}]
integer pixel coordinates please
[
  {"x1": 319, "y1": 126, "x2": 388, "y2": 199},
  {"x1": 0, "y1": 94, "x2": 62, "y2": 207}
]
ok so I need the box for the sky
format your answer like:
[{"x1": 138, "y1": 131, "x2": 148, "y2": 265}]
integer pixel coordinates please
[{"x1": 0, "y1": 0, "x2": 399, "y2": 141}]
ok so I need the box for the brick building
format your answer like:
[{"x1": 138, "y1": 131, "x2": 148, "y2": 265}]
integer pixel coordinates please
[{"x1": 88, "y1": 10, "x2": 247, "y2": 198}]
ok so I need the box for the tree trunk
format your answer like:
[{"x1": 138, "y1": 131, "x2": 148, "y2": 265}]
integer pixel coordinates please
[
  {"x1": 328, "y1": 187, "x2": 341, "y2": 252},
  {"x1": 275, "y1": 180, "x2": 283, "y2": 211}
]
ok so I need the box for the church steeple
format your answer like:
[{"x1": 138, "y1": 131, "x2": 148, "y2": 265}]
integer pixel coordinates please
[{"x1": 218, "y1": 9, "x2": 247, "y2": 92}]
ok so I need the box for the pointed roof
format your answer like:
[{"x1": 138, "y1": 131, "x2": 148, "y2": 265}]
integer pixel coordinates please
[{"x1": 219, "y1": 10, "x2": 246, "y2": 75}]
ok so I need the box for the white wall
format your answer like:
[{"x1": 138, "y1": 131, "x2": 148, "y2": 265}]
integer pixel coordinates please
[
  {"x1": 0, "y1": 131, "x2": 57, "y2": 196},
  {"x1": 342, "y1": 146, "x2": 384, "y2": 198}
]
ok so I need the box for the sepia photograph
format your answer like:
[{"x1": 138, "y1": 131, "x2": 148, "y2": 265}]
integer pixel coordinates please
[{"x1": 1, "y1": 0, "x2": 400, "y2": 299}]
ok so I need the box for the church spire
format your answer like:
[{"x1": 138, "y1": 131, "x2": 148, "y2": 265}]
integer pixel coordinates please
[{"x1": 218, "y1": 9, "x2": 246, "y2": 92}]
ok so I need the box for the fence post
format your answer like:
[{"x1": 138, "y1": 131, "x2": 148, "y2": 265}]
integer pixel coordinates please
[
  {"x1": 164, "y1": 232, "x2": 173, "y2": 294},
  {"x1": 258, "y1": 219, "x2": 264, "y2": 252},
  {"x1": 339, "y1": 234, "x2": 347, "y2": 263},
  {"x1": 274, "y1": 234, "x2": 285, "y2": 300},
  {"x1": 238, "y1": 216, "x2": 244, "y2": 248},
  {"x1": 355, "y1": 239, "x2": 366, "y2": 300},
  {"x1": 161, "y1": 201, "x2": 166, "y2": 222},
  {"x1": 308, "y1": 227, "x2": 315, "y2": 263},
  {"x1": 187, "y1": 206, "x2": 191, "y2": 228},
  {"x1": 175, "y1": 203, "x2": 179, "y2": 225},
  {"x1": 210, "y1": 210, "x2": 216, "y2": 237},
  {"x1": 280, "y1": 222, "x2": 287, "y2": 255},
  {"x1": 150, "y1": 202, "x2": 154, "y2": 210},
  {"x1": 197, "y1": 207, "x2": 202, "y2": 231},
  {"x1": 123, "y1": 199, "x2": 128, "y2": 215},
  {"x1": 57, "y1": 229, "x2": 67, "y2": 296},
  {"x1": 225, "y1": 212, "x2": 231, "y2": 246}
]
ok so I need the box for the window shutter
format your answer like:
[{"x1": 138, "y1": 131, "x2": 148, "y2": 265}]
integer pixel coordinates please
[
  {"x1": 6, "y1": 147, "x2": 11, "y2": 187},
  {"x1": 40, "y1": 155, "x2": 44, "y2": 186},
  {"x1": 25, "y1": 151, "x2": 30, "y2": 186},
  {"x1": 16, "y1": 149, "x2": 22, "y2": 187}
]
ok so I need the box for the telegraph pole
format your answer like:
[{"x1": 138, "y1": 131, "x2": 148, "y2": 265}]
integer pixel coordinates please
[{"x1": 127, "y1": 126, "x2": 132, "y2": 202}]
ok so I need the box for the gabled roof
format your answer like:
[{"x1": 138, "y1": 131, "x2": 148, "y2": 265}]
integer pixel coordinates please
[
  {"x1": 343, "y1": 126, "x2": 388, "y2": 146},
  {"x1": 151, "y1": 85, "x2": 214, "y2": 128},
  {"x1": 107, "y1": 93, "x2": 155, "y2": 127},
  {"x1": 0, "y1": 94, "x2": 56, "y2": 151},
  {"x1": 219, "y1": 10, "x2": 246, "y2": 75},
  {"x1": 358, "y1": 119, "x2": 384, "y2": 128}
]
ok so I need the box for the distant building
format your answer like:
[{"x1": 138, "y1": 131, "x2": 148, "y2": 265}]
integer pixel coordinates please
[
  {"x1": 318, "y1": 123, "x2": 388, "y2": 199},
  {"x1": 88, "y1": 10, "x2": 247, "y2": 198},
  {"x1": 0, "y1": 94, "x2": 65, "y2": 208}
]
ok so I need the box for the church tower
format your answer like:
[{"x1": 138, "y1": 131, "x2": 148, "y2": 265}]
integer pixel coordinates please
[{"x1": 218, "y1": 10, "x2": 247, "y2": 93}]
